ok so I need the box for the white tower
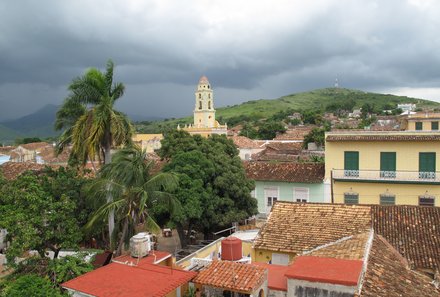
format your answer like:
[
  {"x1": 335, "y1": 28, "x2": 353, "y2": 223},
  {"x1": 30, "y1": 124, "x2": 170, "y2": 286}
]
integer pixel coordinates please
[{"x1": 194, "y1": 76, "x2": 216, "y2": 128}]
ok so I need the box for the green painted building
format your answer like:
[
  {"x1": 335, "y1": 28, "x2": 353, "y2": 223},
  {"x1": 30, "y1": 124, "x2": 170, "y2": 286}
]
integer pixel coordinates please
[{"x1": 244, "y1": 161, "x2": 326, "y2": 213}]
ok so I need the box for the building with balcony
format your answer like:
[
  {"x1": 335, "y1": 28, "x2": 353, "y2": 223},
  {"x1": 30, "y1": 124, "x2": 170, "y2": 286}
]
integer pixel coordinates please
[{"x1": 325, "y1": 130, "x2": 440, "y2": 206}]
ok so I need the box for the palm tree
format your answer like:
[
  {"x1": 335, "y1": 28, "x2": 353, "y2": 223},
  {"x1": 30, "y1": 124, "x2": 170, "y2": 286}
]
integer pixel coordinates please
[
  {"x1": 55, "y1": 60, "x2": 133, "y2": 244},
  {"x1": 85, "y1": 146, "x2": 179, "y2": 255}
]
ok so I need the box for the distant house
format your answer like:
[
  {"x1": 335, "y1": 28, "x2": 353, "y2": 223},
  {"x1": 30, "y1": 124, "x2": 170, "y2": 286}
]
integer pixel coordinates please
[
  {"x1": 398, "y1": 103, "x2": 416, "y2": 112},
  {"x1": 273, "y1": 126, "x2": 313, "y2": 141},
  {"x1": 348, "y1": 109, "x2": 362, "y2": 118},
  {"x1": 9, "y1": 142, "x2": 49, "y2": 163},
  {"x1": 229, "y1": 135, "x2": 265, "y2": 160},
  {"x1": 251, "y1": 202, "x2": 440, "y2": 296},
  {"x1": 243, "y1": 161, "x2": 326, "y2": 213},
  {"x1": 132, "y1": 134, "x2": 163, "y2": 153},
  {"x1": 251, "y1": 142, "x2": 303, "y2": 162}
]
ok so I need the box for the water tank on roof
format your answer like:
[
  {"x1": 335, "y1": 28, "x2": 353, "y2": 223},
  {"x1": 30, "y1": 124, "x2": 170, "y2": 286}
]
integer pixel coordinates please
[
  {"x1": 129, "y1": 232, "x2": 152, "y2": 258},
  {"x1": 221, "y1": 237, "x2": 242, "y2": 261}
]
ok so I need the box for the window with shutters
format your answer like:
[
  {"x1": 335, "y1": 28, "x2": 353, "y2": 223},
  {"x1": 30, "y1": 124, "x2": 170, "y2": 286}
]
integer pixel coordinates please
[
  {"x1": 264, "y1": 188, "x2": 278, "y2": 213},
  {"x1": 344, "y1": 151, "x2": 359, "y2": 177},
  {"x1": 380, "y1": 152, "x2": 396, "y2": 178},
  {"x1": 419, "y1": 152, "x2": 436, "y2": 179},
  {"x1": 432, "y1": 121, "x2": 439, "y2": 130},
  {"x1": 380, "y1": 194, "x2": 395, "y2": 205},
  {"x1": 294, "y1": 187, "x2": 309, "y2": 202},
  {"x1": 415, "y1": 122, "x2": 423, "y2": 130},
  {"x1": 272, "y1": 253, "x2": 289, "y2": 265},
  {"x1": 344, "y1": 193, "x2": 359, "y2": 204},
  {"x1": 419, "y1": 195, "x2": 435, "y2": 206}
]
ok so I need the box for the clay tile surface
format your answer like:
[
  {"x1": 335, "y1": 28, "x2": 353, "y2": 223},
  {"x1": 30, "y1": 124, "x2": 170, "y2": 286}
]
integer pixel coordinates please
[
  {"x1": 326, "y1": 133, "x2": 440, "y2": 142},
  {"x1": 62, "y1": 261, "x2": 196, "y2": 297},
  {"x1": 243, "y1": 161, "x2": 324, "y2": 183},
  {"x1": 38, "y1": 146, "x2": 70, "y2": 164},
  {"x1": 286, "y1": 256, "x2": 363, "y2": 286},
  {"x1": 274, "y1": 127, "x2": 313, "y2": 141},
  {"x1": 253, "y1": 202, "x2": 371, "y2": 254},
  {"x1": 230, "y1": 136, "x2": 261, "y2": 149},
  {"x1": 193, "y1": 261, "x2": 267, "y2": 293},
  {"x1": 306, "y1": 232, "x2": 370, "y2": 261},
  {"x1": 0, "y1": 161, "x2": 50, "y2": 180},
  {"x1": 20, "y1": 142, "x2": 50, "y2": 151},
  {"x1": 372, "y1": 205, "x2": 440, "y2": 271},
  {"x1": 357, "y1": 235, "x2": 440, "y2": 297}
]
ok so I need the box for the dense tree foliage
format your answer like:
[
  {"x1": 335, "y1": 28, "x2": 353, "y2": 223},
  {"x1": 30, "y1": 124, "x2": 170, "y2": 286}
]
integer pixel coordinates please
[
  {"x1": 156, "y1": 131, "x2": 257, "y2": 247},
  {"x1": 0, "y1": 167, "x2": 89, "y2": 264},
  {"x1": 303, "y1": 125, "x2": 330, "y2": 149},
  {"x1": 1, "y1": 274, "x2": 67, "y2": 297}
]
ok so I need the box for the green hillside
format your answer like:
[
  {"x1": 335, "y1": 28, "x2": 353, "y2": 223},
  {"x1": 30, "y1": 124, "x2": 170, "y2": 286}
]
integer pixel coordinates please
[{"x1": 135, "y1": 88, "x2": 440, "y2": 133}]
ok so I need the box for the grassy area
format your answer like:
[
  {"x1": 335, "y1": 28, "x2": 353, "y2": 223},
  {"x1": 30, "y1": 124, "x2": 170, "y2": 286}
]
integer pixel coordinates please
[{"x1": 135, "y1": 88, "x2": 440, "y2": 133}]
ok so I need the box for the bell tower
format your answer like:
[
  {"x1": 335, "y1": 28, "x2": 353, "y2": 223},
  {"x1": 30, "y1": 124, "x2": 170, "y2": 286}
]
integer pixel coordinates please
[{"x1": 194, "y1": 76, "x2": 216, "y2": 128}]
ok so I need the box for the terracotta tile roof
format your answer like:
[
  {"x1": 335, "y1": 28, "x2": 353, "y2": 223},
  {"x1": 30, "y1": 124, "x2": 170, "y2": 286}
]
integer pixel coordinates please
[
  {"x1": 372, "y1": 205, "x2": 440, "y2": 271},
  {"x1": 357, "y1": 235, "x2": 439, "y2": 297},
  {"x1": 274, "y1": 127, "x2": 312, "y2": 141},
  {"x1": 253, "y1": 262, "x2": 289, "y2": 291},
  {"x1": 19, "y1": 142, "x2": 50, "y2": 151},
  {"x1": 62, "y1": 260, "x2": 196, "y2": 297},
  {"x1": 38, "y1": 146, "x2": 70, "y2": 164},
  {"x1": 0, "y1": 146, "x2": 15, "y2": 154},
  {"x1": 243, "y1": 161, "x2": 324, "y2": 183},
  {"x1": 251, "y1": 153, "x2": 299, "y2": 162},
  {"x1": 229, "y1": 136, "x2": 261, "y2": 149},
  {"x1": 305, "y1": 232, "x2": 370, "y2": 261},
  {"x1": 326, "y1": 133, "x2": 440, "y2": 142},
  {"x1": 286, "y1": 256, "x2": 363, "y2": 286},
  {"x1": 0, "y1": 162, "x2": 53, "y2": 180},
  {"x1": 114, "y1": 251, "x2": 171, "y2": 268},
  {"x1": 253, "y1": 202, "x2": 371, "y2": 254},
  {"x1": 264, "y1": 142, "x2": 302, "y2": 152},
  {"x1": 193, "y1": 260, "x2": 267, "y2": 293}
]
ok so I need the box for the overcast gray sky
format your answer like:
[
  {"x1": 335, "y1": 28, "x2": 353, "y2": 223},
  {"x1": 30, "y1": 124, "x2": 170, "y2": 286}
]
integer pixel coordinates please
[{"x1": 1, "y1": 0, "x2": 439, "y2": 120}]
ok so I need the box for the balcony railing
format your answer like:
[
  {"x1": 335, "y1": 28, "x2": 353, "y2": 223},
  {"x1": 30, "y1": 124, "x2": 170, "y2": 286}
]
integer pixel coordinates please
[{"x1": 333, "y1": 169, "x2": 439, "y2": 183}]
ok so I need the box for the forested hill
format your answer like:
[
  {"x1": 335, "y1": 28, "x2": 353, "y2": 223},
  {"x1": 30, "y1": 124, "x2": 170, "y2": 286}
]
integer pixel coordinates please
[{"x1": 135, "y1": 88, "x2": 440, "y2": 133}]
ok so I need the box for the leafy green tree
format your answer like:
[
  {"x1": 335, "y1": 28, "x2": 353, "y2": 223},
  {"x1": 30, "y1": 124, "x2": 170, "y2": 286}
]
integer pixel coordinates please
[
  {"x1": 256, "y1": 121, "x2": 286, "y2": 139},
  {"x1": 0, "y1": 169, "x2": 83, "y2": 264},
  {"x1": 86, "y1": 146, "x2": 179, "y2": 255},
  {"x1": 303, "y1": 126, "x2": 330, "y2": 149},
  {"x1": 238, "y1": 123, "x2": 259, "y2": 139},
  {"x1": 157, "y1": 131, "x2": 257, "y2": 247},
  {"x1": 48, "y1": 255, "x2": 93, "y2": 285},
  {"x1": 1, "y1": 274, "x2": 66, "y2": 297},
  {"x1": 55, "y1": 59, "x2": 134, "y2": 243}
]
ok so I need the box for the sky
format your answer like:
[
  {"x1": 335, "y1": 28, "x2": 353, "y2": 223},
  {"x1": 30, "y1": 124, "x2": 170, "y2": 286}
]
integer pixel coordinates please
[{"x1": 0, "y1": 0, "x2": 440, "y2": 121}]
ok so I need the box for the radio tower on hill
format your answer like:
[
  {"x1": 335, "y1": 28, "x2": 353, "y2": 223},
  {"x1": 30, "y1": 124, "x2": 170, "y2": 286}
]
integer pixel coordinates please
[{"x1": 334, "y1": 77, "x2": 339, "y2": 88}]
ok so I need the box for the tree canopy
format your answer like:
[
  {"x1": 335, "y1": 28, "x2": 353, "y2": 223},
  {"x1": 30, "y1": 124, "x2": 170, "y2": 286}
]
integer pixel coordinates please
[
  {"x1": 0, "y1": 167, "x2": 88, "y2": 264},
  {"x1": 156, "y1": 131, "x2": 257, "y2": 246}
]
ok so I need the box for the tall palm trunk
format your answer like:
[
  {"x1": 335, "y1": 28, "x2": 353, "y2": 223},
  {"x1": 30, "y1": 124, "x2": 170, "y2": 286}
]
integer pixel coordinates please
[{"x1": 104, "y1": 139, "x2": 115, "y2": 248}]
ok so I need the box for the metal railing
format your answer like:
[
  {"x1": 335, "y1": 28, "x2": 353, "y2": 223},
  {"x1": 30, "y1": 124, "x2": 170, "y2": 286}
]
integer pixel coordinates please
[{"x1": 333, "y1": 169, "x2": 439, "y2": 183}]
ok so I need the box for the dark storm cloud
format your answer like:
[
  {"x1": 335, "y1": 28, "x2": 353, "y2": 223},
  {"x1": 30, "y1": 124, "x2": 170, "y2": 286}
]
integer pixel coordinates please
[{"x1": 0, "y1": 0, "x2": 440, "y2": 120}]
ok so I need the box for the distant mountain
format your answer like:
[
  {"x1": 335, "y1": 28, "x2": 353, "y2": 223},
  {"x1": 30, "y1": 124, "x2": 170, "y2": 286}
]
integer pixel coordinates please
[
  {"x1": 0, "y1": 104, "x2": 59, "y2": 141},
  {"x1": 0, "y1": 104, "x2": 165, "y2": 142}
]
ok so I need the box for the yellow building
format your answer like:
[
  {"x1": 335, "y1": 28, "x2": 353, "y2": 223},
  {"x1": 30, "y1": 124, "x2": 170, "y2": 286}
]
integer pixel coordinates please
[
  {"x1": 401, "y1": 112, "x2": 440, "y2": 131},
  {"x1": 179, "y1": 76, "x2": 227, "y2": 137},
  {"x1": 325, "y1": 130, "x2": 440, "y2": 206},
  {"x1": 132, "y1": 133, "x2": 163, "y2": 153}
]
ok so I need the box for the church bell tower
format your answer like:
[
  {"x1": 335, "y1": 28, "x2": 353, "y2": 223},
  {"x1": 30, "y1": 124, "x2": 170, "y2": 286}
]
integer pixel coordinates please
[{"x1": 194, "y1": 76, "x2": 216, "y2": 128}]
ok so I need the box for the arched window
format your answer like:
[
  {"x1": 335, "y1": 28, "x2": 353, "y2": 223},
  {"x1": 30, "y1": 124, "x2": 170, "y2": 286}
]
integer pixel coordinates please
[
  {"x1": 199, "y1": 101, "x2": 202, "y2": 110},
  {"x1": 199, "y1": 94, "x2": 201, "y2": 99},
  {"x1": 208, "y1": 101, "x2": 211, "y2": 109}
]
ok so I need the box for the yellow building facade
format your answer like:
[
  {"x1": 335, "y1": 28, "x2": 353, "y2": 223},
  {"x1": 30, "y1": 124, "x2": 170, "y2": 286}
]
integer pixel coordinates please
[
  {"x1": 325, "y1": 131, "x2": 440, "y2": 206},
  {"x1": 179, "y1": 76, "x2": 227, "y2": 136},
  {"x1": 401, "y1": 112, "x2": 440, "y2": 131}
]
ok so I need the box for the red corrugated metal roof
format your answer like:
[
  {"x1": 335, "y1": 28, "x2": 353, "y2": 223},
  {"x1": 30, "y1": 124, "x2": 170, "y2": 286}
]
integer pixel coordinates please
[
  {"x1": 62, "y1": 253, "x2": 195, "y2": 297},
  {"x1": 285, "y1": 256, "x2": 363, "y2": 286}
]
